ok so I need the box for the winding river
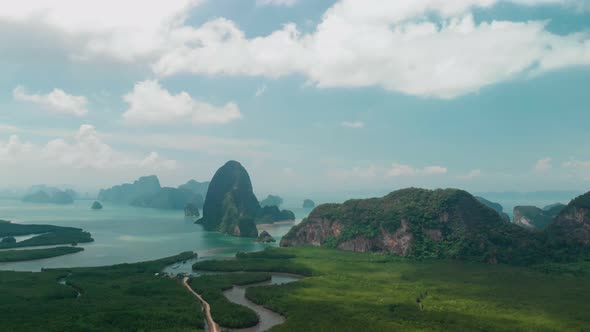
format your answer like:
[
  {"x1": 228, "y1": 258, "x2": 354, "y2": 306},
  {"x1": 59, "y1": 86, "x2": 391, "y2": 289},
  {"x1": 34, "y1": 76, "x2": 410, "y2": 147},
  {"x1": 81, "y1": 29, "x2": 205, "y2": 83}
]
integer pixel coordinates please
[{"x1": 222, "y1": 274, "x2": 301, "y2": 332}]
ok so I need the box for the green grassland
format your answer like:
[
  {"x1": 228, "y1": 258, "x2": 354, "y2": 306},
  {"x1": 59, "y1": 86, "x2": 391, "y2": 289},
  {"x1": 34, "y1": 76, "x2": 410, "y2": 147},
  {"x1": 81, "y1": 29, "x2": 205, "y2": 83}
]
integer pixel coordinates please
[
  {"x1": 0, "y1": 252, "x2": 203, "y2": 332},
  {"x1": 196, "y1": 247, "x2": 590, "y2": 332},
  {"x1": 0, "y1": 246, "x2": 84, "y2": 262}
]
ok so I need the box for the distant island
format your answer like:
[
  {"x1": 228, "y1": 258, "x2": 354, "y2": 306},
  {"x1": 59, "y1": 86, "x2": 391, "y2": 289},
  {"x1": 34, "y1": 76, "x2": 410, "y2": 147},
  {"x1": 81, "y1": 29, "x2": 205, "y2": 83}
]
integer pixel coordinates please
[
  {"x1": 0, "y1": 220, "x2": 93, "y2": 262},
  {"x1": 197, "y1": 160, "x2": 295, "y2": 238},
  {"x1": 303, "y1": 199, "x2": 316, "y2": 209},
  {"x1": 98, "y1": 176, "x2": 207, "y2": 211},
  {"x1": 22, "y1": 189, "x2": 74, "y2": 205},
  {"x1": 260, "y1": 194, "x2": 283, "y2": 207},
  {"x1": 91, "y1": 201, "x2": 103, "y2": 210}
]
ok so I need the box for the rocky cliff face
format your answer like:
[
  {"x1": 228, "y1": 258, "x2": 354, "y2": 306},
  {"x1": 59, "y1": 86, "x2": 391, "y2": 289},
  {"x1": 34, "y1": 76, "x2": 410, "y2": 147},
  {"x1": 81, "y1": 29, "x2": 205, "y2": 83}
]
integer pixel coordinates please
[
  {"x1": 281, "y1": 188, "x2": 540, "y2": 264},
  {"x1": 256, "y1": 230, "x2": 276, "y2": 243},
  {"x1": 513, "y1": 205, "x2": 561, "y2": 230},
  {"x1": 547, "y1": 192, "x2": 590, "y2": 246},
  {"x1": 198, "y1": 161, "x2": 259, "y2": 238}
]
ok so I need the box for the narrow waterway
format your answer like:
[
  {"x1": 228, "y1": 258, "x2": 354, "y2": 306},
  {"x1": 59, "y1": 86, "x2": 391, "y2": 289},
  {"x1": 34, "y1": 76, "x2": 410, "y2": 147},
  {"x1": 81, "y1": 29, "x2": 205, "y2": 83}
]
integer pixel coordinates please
[
  {"x1": 223, "y1": 274, "x2": 300, "y2": 332},
  {"x1": 57, "y1": 273, "x2": 81, "y2": 298}
]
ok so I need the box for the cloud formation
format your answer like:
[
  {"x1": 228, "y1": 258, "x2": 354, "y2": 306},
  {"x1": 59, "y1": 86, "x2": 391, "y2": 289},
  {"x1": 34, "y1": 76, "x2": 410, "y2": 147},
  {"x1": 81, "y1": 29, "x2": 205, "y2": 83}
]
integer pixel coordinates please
[
  {"x1": 0, "y1": 125, "x2": 176, "y2": 171},
  {"x1": 152, "y1": 0, "x2": 590, "y2": 98},
  {"x1": 0, "y1": 0, "x2": 202, "y2": 61},
  {"x1": 13, "y1": 86, "x2": 88, "y2": 116},
  {"x1": 122, "y1": 80, "x2": 241, "y2": 125},
  {"x1": 3, "y1": 1, "x2": 588, "y2": 99}
]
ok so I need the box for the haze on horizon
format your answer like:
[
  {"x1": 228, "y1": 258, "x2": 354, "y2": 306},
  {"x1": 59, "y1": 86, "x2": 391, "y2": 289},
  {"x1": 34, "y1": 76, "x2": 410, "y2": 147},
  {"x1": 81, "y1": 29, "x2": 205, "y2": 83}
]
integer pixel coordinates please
[{"x1": 1, "y1": 0, "x2": 590, "y2": 196}]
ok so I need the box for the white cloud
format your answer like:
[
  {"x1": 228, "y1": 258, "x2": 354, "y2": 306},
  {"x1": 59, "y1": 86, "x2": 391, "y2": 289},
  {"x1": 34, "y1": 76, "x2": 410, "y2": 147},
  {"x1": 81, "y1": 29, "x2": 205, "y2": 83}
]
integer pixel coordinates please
[
  {"x1": 0, "y1": 135, "x2": 34, "y2": 161},
  {"x1": 457, "y1": 169, "x2": 482, "y2": 180},
  {"x1": 0, "y1": 0, "x2": 202, "y2": 61},
  {"x1": 340, "y1": 121, "x2": 365, "y2": 128},
  {"x1": 0, "y1": 125, "x2": 176, "y2": 171},
  {"x1": 386, "y1": 163, "x2": 448, "y2": 177},
  {"x1": 257, "y1": 0, "x2": 298, "y2": 6},
  {"x1": 122, "y1": 80, "x2": 241, "y2": 125},
  {"x1": 13, "y1": 85, "x2": 88, "y2": 116},
  {"x1": 152, "y1": 0, "x2": 590, "y2": 98},
  {"x1": 534, "y1": 157, "x2": 552, "y2": 173}
]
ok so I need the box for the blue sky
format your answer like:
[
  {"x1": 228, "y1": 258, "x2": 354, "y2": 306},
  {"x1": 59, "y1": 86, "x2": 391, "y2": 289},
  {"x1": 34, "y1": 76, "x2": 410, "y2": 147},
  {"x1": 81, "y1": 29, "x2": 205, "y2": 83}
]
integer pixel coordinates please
[{"x1": 0, "y1": 0, "x2": 589, "y2": 196}]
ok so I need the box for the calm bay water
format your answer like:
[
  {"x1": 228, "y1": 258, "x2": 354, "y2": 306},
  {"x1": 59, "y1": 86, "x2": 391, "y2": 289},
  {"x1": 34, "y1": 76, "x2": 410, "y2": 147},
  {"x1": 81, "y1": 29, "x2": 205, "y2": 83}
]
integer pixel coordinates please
[{"x1": 0, "y1": 199, "x2": 308, "y2": 272}]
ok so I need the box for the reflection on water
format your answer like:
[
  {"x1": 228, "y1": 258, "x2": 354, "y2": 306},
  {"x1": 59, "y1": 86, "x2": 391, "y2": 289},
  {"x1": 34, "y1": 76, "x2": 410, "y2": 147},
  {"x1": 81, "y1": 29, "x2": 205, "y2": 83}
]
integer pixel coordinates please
[{"x1": 0, "y1": 199, "x2": 306, "y2": 271}]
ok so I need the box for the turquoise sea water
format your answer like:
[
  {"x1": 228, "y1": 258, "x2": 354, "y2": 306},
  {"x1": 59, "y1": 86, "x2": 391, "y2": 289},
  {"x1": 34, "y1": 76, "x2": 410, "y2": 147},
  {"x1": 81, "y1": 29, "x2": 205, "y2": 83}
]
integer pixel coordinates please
[{"x1": 0, "y1": 199, "x2": 309, "y2": 272}]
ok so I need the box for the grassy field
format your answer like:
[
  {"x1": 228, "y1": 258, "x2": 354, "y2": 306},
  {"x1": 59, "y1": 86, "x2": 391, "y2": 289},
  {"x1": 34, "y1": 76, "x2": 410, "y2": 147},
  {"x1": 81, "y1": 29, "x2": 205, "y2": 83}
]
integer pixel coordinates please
[
  {"x1": 0, "y1": 252, "x2": 204, "y2": 331},
  {"x1": 195, "y1": 247, "x2": 590, "y2": 332},
  {"x1": 0, "y1": 246, "x2": 84, "y2": 262}
]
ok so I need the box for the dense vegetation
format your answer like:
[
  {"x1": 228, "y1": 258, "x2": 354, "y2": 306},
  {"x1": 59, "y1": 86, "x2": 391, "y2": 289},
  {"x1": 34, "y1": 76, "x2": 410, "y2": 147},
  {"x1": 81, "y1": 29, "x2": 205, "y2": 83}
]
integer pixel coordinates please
[
  {"x1": 193, "y1": 250, "x2": 312, "y2": 276},
  {"x1": 0, "y1": 221, "x2": 93, "y2": 257},
  {"x1": 188, "y1": 272, "x2": 271, "y2": 328},
  {"x1": 0, "y1": 220, "x2": 81, "y2": 237},
  {"x1": 0, "y1": 252, "x2": 203, "y2": 331},
  {"x1": 0, "y1": 230, "x2": 93, "y2": 249},
  {"x1": 0, "y1": 246, "x2": 84, "y2": 262},
  {"x1": 475, "y1": 196, "x2": 510, "y2": 222},
  {"x1": 547, "y1": 191, "x2": 590, "y2": 248},
  {"x1": 283, "y1": 188, "x2": 547, "y2": 265},
  {"x1": 198, "y1": 247, "x2": 590, "y2": 331}
]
